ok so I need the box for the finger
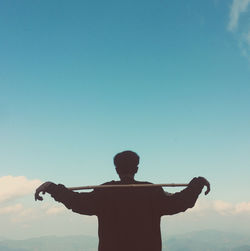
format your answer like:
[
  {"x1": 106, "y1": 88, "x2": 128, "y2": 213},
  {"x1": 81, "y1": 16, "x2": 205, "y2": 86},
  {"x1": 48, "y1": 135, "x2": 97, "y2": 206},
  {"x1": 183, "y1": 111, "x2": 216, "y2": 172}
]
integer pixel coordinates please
[
  {"x1": 35, "y1": 190, "x2": 44, "y2": 201},
  {"x1": 205, "y1": 183, "x2": 210, "y2": 195},
  {"x1": 34, "y1": 190, "x2": 39, "y2": 201},
  {"x1": 37, "y1": 196, "x2": 43, "y2": 201},
  {"x1": 35, "y1": 194, "x2": 43, "y2": 201}
]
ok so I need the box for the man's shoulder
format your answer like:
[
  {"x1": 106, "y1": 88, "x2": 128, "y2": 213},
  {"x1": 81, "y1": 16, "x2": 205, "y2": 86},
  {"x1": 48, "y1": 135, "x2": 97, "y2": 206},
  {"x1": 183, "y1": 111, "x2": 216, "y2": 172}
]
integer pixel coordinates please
[
  {"x1": 99, "y1": 180, "x2": 154, "y2": 187},
  {"x1": 101, "y1": 180, "x2": 153, "y2": 185},
  {"x1": 135, "y1": 181, "x2": 152, "y2": 185},
  {"x1": 101, "y1": 180, "x2": 117, "y2": 186}
]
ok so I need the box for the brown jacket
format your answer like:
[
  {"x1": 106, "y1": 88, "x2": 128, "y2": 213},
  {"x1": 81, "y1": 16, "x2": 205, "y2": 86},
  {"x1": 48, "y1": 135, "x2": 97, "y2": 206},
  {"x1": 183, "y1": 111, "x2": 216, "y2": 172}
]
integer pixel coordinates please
[{"x1": 48, "y1": 179, "x2": 203, "y2": 251}]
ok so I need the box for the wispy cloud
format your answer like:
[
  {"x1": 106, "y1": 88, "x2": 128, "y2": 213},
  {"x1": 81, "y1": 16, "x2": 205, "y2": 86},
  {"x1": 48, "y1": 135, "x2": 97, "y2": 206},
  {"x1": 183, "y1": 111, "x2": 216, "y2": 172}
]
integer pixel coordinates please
[
  {"x1": 228, "y1": 0, "x2": 250, "y2": 31},
  {"x1": 45, "y1": 205, "x2": 66, "y2": 215},
  {"x1": 0, "y1": 202, "x2": 66, "y2": 224},
  {"x1": 0, "y1": 203, "x2": 23, "y2": 215},
  {"x1": 239, "y1": 31, "x2": 250, "y2": 57},
  {"x1": 0, "y1": 176, "x2": 41, "y2": 203},
  {"x1": 228, "y1": 0, "x2": 250, "y2": 60},
  {"x1": 41, "y1": 203, "x2": 66, "y2": 215},
  {"x1": 10, "y1": 207, "x2": 38, "y2": 223},
  {"x1": 0, "y1": 176, "x2": 249, "y2": 238},
  {"x1": 0, "y1": 202, "x2": 38, "y2": 223},
  {"x1": 189, "y1": 199, "x2": 250, "y2": 215},
  {"x1": 235, "y1": 202, "x2": 250, "y2": 213},
  {"x1": 0, "y1": 175, "x2": 66, "y2": 225},
  {"x1": 213, "y1": 200, "x2": 234, "y2": 215}
]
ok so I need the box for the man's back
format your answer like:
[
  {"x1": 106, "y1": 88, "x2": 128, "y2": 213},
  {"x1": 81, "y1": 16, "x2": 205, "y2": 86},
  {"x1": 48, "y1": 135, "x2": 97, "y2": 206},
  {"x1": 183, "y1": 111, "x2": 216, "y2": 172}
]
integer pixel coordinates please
[
  {"x1": 95, "y1": 180, "x2": 163, "y2": 251},
  {"x1": 48, "y1": 178, "x2": 203, "y2": 251},
  {"x1": 35, "y1": 151, "x2": 209, "y2": 251}
]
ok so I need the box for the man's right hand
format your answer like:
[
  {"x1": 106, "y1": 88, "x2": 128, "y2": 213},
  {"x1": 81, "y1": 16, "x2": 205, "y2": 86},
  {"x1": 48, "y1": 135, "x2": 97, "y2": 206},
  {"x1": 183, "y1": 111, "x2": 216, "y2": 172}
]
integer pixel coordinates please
[
  {"x1": 189, "y1": 177, "x2": 210, "y2": 195},
  {"x1": 35, "y1": 181, "x2": 55, "y2": 201}
]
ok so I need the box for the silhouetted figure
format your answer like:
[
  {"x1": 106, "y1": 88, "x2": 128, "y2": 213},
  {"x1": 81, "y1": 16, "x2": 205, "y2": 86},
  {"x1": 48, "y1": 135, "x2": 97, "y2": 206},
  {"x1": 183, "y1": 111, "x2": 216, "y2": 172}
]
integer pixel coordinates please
[{"x1": 35, "y1": 150, "x2": 210, "y2": 251}]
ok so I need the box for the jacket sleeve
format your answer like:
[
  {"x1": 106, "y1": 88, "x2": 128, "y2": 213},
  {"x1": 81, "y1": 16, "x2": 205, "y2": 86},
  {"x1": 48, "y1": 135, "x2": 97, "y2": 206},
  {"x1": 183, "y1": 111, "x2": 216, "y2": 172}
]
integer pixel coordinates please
[
  {"x1": 47, "y1": 184, "x2": 98, "y2": 216},
  {"x1": 156, "y1": 180, "x2": 204, "y2": 216}
]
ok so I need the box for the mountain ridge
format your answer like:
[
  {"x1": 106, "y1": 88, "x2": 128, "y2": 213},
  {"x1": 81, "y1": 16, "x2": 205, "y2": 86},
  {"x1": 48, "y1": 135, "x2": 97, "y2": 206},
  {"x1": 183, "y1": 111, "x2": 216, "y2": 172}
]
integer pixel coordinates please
[{"x1": 1, "y1": 230, "x2": 250, "y2": 251}]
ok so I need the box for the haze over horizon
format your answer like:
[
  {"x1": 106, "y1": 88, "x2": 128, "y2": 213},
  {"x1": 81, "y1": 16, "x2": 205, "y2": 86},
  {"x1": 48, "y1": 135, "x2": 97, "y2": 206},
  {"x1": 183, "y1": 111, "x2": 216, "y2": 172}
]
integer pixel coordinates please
[{"x1": 0, "y1": 0, "x2": 250, "y2": 240}]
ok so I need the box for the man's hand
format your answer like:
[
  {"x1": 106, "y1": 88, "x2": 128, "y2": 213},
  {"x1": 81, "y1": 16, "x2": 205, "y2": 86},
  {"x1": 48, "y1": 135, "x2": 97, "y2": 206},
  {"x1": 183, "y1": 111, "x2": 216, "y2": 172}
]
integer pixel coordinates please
[
  {"x1": 189, "y1": 177, "x2": 210, "y2": 195},
  {"x1": 34, "y1": 181, "x2": 55, "y2": 201}
]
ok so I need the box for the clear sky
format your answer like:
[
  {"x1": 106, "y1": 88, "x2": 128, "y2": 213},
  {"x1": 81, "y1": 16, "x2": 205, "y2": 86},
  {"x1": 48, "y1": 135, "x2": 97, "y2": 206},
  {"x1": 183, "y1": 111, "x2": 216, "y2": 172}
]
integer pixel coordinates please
[{"x1": 0, "y1": 0, "x2": 250, "y2": 240}]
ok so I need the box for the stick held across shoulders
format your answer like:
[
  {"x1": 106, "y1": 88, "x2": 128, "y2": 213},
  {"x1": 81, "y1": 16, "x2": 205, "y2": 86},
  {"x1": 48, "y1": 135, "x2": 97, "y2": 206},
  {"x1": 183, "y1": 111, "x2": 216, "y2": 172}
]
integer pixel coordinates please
[{"x1": 67, "y1": 183, "x2": 189, "y2": 191}]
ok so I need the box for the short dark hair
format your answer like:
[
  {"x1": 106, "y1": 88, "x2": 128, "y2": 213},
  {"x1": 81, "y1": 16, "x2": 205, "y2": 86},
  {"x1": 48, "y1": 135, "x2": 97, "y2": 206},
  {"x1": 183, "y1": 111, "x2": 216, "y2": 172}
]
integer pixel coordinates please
[{"x1": 113, "y1": 151, "x2": 139, "y2": 174}]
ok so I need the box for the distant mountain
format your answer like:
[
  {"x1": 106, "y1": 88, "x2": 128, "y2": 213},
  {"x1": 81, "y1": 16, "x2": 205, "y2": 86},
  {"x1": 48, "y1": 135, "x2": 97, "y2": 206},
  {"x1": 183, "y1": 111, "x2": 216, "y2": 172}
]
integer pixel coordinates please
[
  {"x1": 232, "y1": 246, "x2": 250, "y2": 251},
  {"x1": 0, "y1": 235, "x2": 98, "y2": 251},
  {"x1": 1, "y1": 230, "x2": 250, "y2": 251},
  {"x1": 0, "y1": 245, "x2": 28, "y2": 251},
  {"x1": 164, "y1": 230, "x2": 250, "y2": 251}
]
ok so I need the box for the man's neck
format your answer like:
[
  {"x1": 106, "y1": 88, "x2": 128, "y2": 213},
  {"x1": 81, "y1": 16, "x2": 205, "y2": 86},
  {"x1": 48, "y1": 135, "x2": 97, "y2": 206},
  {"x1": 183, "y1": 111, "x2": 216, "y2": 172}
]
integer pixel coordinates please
[{"x1": 119, "y1": 175, "x2": 135, "y2": 183}]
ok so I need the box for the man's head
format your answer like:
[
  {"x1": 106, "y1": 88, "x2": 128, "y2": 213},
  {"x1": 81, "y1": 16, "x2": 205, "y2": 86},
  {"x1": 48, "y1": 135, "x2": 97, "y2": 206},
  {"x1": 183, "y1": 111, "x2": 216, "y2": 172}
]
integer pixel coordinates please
[{"x1": 114, "y1": 151, "x2": 139, "y2": 178}]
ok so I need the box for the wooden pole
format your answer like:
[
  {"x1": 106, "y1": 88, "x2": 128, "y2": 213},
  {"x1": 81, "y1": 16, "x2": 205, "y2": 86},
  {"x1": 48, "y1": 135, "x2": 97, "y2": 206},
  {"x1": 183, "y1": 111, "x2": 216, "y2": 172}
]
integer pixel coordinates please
[{"x1": 68, "y1": 183, "x2": 188, "y2": 191}]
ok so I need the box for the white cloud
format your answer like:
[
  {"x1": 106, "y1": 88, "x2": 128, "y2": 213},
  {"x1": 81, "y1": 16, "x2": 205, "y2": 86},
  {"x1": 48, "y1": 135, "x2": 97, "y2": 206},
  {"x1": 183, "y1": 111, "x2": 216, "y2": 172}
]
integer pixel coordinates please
[
  {"x1": 0, "y1": 202, "x2": 39, "y2": 223},
  {"x1": 245, "y1": 31, "x2": 250, "y2": 44},
  {"x1": 10, "y1": 207, "x2": 38, "y2": 223},
  {"x1": 239, "y1": 31, "x2": 250, "y2": 56},
  {"x1": 1, "y1": 196, "x2": 250, "y2": 239},
  {"x1": 187, "y1": 199, "x2": 211, "y2": 214},
  {"x1": 0, "y1": 176, "x2": 41, "y2": 203},
  {"x1": 0, "y1": 203, "x2": 65, "y2": 223},
  {"x1": 228, "y1": 0, "x2": 250, "y2": 31},
  {"x1": 189, "y1": 199, "x2": 250, "y2": 215},
  {"x1": 234, "y1": 202, "x2": 250, "y2": 213},
  {"x1": 213, "y1": 200, "x2": 234, "y2": 215},
  {"x1": 46, "y1": 205, "x2": 66, "y2": 215},
  {"x1": 228, "y1": 0, "x2": 250, "y2": 60},
  {"x1": 0, "y1": 203, "x2": 23, "y2": 214}
]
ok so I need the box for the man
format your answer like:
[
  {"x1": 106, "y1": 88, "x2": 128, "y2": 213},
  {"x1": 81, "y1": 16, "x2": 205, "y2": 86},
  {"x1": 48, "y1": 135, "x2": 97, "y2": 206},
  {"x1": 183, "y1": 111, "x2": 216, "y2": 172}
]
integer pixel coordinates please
[{"x1": 35, "y1": 150, "x2": 210, "y2": 251}]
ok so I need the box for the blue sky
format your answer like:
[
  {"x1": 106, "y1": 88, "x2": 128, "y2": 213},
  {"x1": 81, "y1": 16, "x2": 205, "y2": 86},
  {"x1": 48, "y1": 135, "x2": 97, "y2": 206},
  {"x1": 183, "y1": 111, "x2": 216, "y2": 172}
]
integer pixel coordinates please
[{"x1": 0, "y1": 0, "x2": 250, "y2": 239}]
